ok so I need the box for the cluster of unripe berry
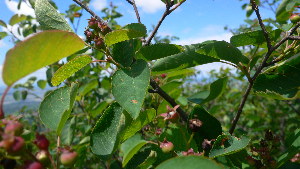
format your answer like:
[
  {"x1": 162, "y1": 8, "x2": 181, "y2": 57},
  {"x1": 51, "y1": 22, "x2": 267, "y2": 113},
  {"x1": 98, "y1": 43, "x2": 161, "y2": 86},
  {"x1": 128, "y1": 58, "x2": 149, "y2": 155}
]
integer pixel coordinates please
[
  {"x1": 0, "y1": 116, "x2": 77, "y2": 169},
  {"x1": 84, "y1": 17, "x2": 111, "y2": 50},
  {"x1": 154, "y1": 105, "x2": 214, "y2": 156},
  {"x1": 246, "y1": 130, "x2": 280, "y2": 168}
]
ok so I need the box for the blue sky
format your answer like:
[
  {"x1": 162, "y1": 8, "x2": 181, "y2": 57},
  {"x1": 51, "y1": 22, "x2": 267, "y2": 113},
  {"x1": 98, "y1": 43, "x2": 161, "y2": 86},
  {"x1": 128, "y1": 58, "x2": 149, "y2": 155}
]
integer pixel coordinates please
[{"x1": 0, "y1": 0, "x2": 275, "y2": 87}]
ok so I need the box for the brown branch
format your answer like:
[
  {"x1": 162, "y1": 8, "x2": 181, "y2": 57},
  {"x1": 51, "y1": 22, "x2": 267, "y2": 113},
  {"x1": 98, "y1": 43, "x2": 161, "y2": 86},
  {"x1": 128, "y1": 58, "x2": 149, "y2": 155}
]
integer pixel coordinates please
[
  {"x1": 0, "y1": 85, "x2": 11, "y2": 119},
  {"x1": 229, "y1": 83, "x2": 253, "y2": 134},
  {"x1": 145, "y1": 0, "x2": 186, "y2": 45},
  {"x1": 125, "y1": 0, "x2": 133, "y2": 5},
  {"x1": 150, "y1": 79, "x2": 188, "y2": 122},
  {"x1": 229, "y1": 2, "x2": 300, "y2": 135},
  {"x1": 251, "y1": 0, "x2": 272, "y2": 50},
  {"x1": 126, "y1": 0, "x2": 141, "y2": 24}
]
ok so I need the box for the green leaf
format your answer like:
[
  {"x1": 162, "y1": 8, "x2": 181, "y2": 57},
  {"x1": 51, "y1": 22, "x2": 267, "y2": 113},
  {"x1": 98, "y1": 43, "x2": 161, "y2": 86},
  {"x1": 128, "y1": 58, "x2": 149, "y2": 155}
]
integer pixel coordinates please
[
  {"x1": 188, "y1": 77, "x2": 228, "y2": 104},
  {"x1": 112, "y1": 60, "x2": 150, "y2": 119},
  {"x1": 253, "y1": 54, "x2": 300, "y2": 100},
  {"x1": 21, "y1": 90, "x2": 28, "y2": 100},
  {"x1": 122, "y1": 109, "x2": 156, "y2": 142},
  {"x1": 0, "y1": 32, "x2": 8, "y2": 40},
  {"x1": 90, "y1": 102, "x2": 127, "y2": 158},
  {"x1": 9, "y1": 14, "x2": 27, "y2": 26},
  {"x1": 156, "y1": 156, "x2": 223, "y2": 169},
  {"x1": 51, "y1": 55, "x2": 92, "y2": 86},
  {"x1": 276, "y1": 0, "x2": 298, "y2": 23},
  {"x1": 209, "y1": 134, "x2": 251, "y2": 158},
  {"x1": 13, "y1": 90, "x2": 21, "y2": 101},
  {"x1": 89, "y1": 101, "x2": 109, "y2": 118},
  {"x1": 37, "y1": 80, "x2": 47, "y2": 89},
  {"x1": 230, "y1": 29, "x2": 282, "y2": 47},
  {"x1": 78, "y1": 79, "x2": 98, "y2": 97},
  {"x1": 189, "y1": 105, "x2": 222, "y2": 140},
  {"x1": 278, "y1": 129, "x2": 300, "y2": 167},
  {"x1": 105, "y1": 23, "x2": 146, "y2": 46},
  {"x1": 35, "y1": 0, "x2": 72, "y2": 31},
  {"x1": 165, "y1": 69, "x2": 195, "y2": 78},
  {"x1": 121, "y1": 134, "x2": 147, "y2": 167},
  {"x1": 39, "y1": 83, "x2": 78, "y2": 135},
  {"x1": 152, "y1": 44, "x2": 219, "y2": 74},
  {"x1": 196, "y1": 41, "x2": 249, "y2": 65},
  {"x1": 111, "y1": 40, "x2": 134, "y2": 67},
  {"x1": 3, "y1": 31, "x2": 85, "y2": 85},
  {"x1": 160, "y1": 123, "x2": 198, "y2": 152},
  {"x1": 61, "y1": 116, "x2": 76, "y2": 145},
  {"x1": 136, "y1": 43, "x2": 183, "y2": 61},
  {"x1": 0, "y1": 20, "x2": 7, "y2": 27}
]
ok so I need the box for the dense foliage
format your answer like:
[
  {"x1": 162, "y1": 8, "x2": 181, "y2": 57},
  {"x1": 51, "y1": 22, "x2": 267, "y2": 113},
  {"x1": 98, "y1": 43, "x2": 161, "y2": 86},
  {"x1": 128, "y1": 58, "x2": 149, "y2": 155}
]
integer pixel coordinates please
[{"x1": 0, "y1": 0, "x2": 300, "y2": 168}]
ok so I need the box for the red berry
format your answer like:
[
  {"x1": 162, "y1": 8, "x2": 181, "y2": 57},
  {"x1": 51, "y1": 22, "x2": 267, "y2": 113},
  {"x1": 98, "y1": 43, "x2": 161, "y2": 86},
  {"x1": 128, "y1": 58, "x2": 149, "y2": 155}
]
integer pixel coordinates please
[
  {"x1": 160, "y1": 74, "x2": 167, "y2": 78},
  {"x1": 5, "y1": 121, "x2": 23, "y2": 135},
  {"x1": 34, "y1": 134, "x2": 49, "y2": 150},
  {"x1": 155, "y1": 128, "x2": 162, "y2": 135},
  {"x1": 10, "y1": 136, "x2": 24, "y2": 153},
  {"x1": 182, "y1": 148, "x2": 203, "y2": 156},
  {"x1": 88, "y1": 17, "x2": 98, "y2": 29},
  {"x1": 24, "y1": 161, "x2": 43, "y2": 169},
  {"x1": 160, "y1": 139, "x2": 174, "y2": 153},
  {"x1": 0, "y1": 134, "x2": 14, "y2": 150},
  {"x1": 60, "y1": 150, "x2": 78, "y2": 166},
  {"x1": 290, "y1": 14, "x2": 300, "y2": 23}
]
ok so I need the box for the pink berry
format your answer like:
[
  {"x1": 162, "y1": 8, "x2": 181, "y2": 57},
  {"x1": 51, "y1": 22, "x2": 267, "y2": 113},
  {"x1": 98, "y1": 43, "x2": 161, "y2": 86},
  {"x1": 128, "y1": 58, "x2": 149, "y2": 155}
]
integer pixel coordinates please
[
  {"x1": 34, "y1": 134, "x2": 49, "y2": 150},
  {"x1": 25, "y1": 161, "x2": 43, "y2": 169},
  {"x1": 60, "y1": 150, "x2": 78, "y2": 166},
  {"x1": 160, "y1": 139, "x2": 174, "y2": 153}
]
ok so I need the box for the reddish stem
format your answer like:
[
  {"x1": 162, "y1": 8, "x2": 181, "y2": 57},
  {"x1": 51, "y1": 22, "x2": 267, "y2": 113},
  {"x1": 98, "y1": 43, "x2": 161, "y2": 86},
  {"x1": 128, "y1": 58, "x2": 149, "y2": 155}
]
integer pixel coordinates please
[{"x1": 0, "y1": 85, "x2": 12, "y2": 119}]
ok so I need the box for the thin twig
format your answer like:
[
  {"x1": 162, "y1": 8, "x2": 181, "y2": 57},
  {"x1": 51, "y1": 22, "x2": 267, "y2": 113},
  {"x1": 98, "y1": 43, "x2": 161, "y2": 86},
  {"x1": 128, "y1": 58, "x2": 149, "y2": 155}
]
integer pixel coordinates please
[
  {"x1": 0, "y1": 85, "x2": 11, "y2": 119},
  {"x1": 229, "y1": 83, "x2": 253, "y2": 134},
  {"x1": 145, "y1": 0, "x2": 186, "y2": 45},
  {"x1": 285, "y1": 100, "x2": 300, "y2": 116},
  {"x1": 229, "y1": 1, "x2": 300, "y2": 134},
  {"x1": 251, "y1": 0, "x2": 272, "y2": 50},
  {"x1": 46, "y1": 150, "x2": 57, "y2": 169},
  {"x1": 150, "y1": 79, "x2": 188, "y2": 122},
  {"x1": 56, "y1": 136, "x2": 61, "y2": 168},
  {"x1": 126, "y1": 0, "x2": 141, "y2": 23},
  {"x1": 125, "y1": 0, "x2": 133, "y2": 5}
]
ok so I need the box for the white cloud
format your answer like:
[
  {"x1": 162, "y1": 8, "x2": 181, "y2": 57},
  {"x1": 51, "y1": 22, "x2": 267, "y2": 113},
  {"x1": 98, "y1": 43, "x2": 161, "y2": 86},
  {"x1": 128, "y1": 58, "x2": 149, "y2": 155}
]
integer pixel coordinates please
[
  {"x1": 175, "y1": 32, "x2": 232, "y2": 45},
  {"x1": 174, "y1": 25, "x2": 235, "y2": 73},
  {"x1": 175, "y1": 25, "x2": 232, "y2": 45},
  {"x1": 135, "y1": 0, "x2": 165, "y2": 13},
  {"x1": 5, "y1": 0, "x2": 35, "y2": 16},
  {"x1": 91, "y1": 0, "x2": 107, "y2": 11}
]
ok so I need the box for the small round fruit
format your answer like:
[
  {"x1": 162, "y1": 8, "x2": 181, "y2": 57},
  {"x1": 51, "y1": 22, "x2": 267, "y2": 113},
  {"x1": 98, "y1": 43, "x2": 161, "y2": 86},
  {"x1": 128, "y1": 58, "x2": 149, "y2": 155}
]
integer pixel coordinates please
[
  {"x1": 25, "y1": 161, "x2": 43, "y2": 169},
  {"x1": 34, "y1": 134, "x2": 50, "y2": 150},
  {"x1": 160, "y1": 139, "x2": 174, "y2": 153},
  {"x1": 36, "y1": 150, "x2": 49, "y2": 165},
  {"x1": 290, "y1": 14, "x2": 300, "y2": 23},
  {"x1": 60, "y1": 150, "x2": 78, "y2": 166},
  {"x1": 10, "y1": 136, "x2": 24, "y2": 153},
  {"x1": 5, "y1": 121, "x2": 23, "y2": 135}
]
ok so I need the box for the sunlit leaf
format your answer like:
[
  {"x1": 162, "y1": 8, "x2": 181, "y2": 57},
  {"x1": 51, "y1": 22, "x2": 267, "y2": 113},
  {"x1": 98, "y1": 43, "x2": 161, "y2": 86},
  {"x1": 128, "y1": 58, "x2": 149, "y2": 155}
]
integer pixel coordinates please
[{"x1": 3, "y1": 31, "x2": 85, "y2": 85}]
